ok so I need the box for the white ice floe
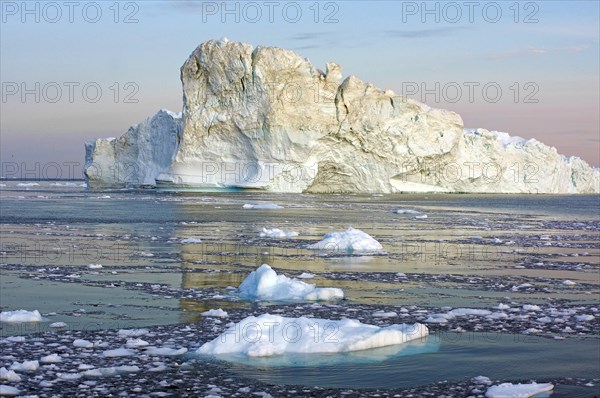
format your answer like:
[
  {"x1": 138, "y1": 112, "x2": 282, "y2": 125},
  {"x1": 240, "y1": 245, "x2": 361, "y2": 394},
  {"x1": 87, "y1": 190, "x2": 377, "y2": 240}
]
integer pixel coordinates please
[
  {"x1": 40, "y1": 354, "x2": 62, "y2": 364},
  {"x1": 485, "y1": 382, "x2": 553, "y2": 398},
  {"x1": 0, "y1": 368, "x2": 21, "y2": 382},
  {"x1": 145, "y1": 347, "x2": 187, "y2": 356},
  {"x1": 296, "y1": 272, "x2": 315, "y2": 279},
  {"x1": 102, "y1": 348, "x2": 135, "y2": 357},
  {"x1": 393, "y1": 209, "x2": 421, "y2": 214},
  {"x1": 73, "y1": 339, "x2": 94, "y2": 348},
  {"x1": 87, "y1": 263, "x2": 103, "y2": 269},
  {"x1": 575, "y1": 314, "x2": 595, "y2": 322},
  {"x1": 16, "y1": 183, "x2": 39, "y2": 187},
  {"x1": 372, "y1": 311, "x2": 398, "y2": 318},
  {"x1": 0, "y1": 385, "x2": 20, "y2": 396},
  {"x1": 562, "y1": 280, "x2": 576, "y2": 286},
  {"x1": 180, "y1": 237, "x2": 202, "y2": 244},
  {"x1": 126, "y1": 338, "x2": 149, "y2": 348},
  {"x1": 414, "y1": 214, "x2": 428, "y2": 219},
  {"x1": 9, "y1": 360, "x2": 39, "y2": 372},
  {"x1": 82, "y1": 365, "x2": 140, "y2": 377},
  {"x1": 243, "y1": 204, "x2": 283, "y2": 209},
  {"x1": 196, "y1": 314, "x2": 428, "y2": 357},
  {"x1": 522, "y1": 305, "x2": 541, "y2": 311},
  {"x1": 49, "y1": 322, "x2": 67, "y2": 328},
  {"x1": 258, "y1": 228, "x2": 299, "y2": 239},
  {"x1": 118, "y1": 329, "x2": 149, "y2": 337},
  {"x1": 0, "y1": 310, "x2": 42, "y2": 323},
  {"x1": 307, "y1": 227, "x2": 383, "y2": 253},
  {"x1": 238, "y1": 264, "x2": 343, "y2": 301},
  {"x1": 425, "y1": 308, "x2": 492, "y2": 323},
  {"x1": 201, "y1": 309, "x2": 229, "y2": 318}
]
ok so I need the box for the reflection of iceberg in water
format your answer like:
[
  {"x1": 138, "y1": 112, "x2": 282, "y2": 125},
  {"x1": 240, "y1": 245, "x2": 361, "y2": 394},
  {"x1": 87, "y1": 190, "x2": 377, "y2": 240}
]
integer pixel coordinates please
[{"x1": 196, "y1": 336, "x2": 439, "y2": 368}]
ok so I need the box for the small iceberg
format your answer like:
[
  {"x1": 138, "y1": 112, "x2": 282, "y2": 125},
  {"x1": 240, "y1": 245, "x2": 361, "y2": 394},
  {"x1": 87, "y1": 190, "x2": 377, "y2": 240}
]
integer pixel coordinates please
[
  {"x1": 243, "y1": 203, "x2": 283, "y2": 209},
  {"x1": 307, "y1": 227, "x2": 383, "y2": 253},
  {"x1": 238, "y1": 264, "x2": 343, "y2": 301},
  {"x1": 393, "y1": 209, "x2": 421, "y2": 214},
  {"x1": 201, "y1": 309, "x2": 229, "y2": 318},
  {"x1": 196, "y1": 314, "x2": 428, "y2": 358},
  {"x1": 0, "y1": 310, "x2": 42, "y2": 323},
  {"x1": 258, "y1": 228, "x2": 299, "y2": 238},
  {"x1": 180, "y1": 237, "x2": 202, "y2": 244},
  {"x1": 485, "y1": 382, "x2": 554, "y2": 398}
]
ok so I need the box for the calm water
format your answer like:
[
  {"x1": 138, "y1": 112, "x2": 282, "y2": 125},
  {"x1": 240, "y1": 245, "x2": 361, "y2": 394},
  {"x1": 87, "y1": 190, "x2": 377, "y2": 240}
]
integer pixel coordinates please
[{"x1": 1, "y1": 181, "x2": 598, "y2": 395}]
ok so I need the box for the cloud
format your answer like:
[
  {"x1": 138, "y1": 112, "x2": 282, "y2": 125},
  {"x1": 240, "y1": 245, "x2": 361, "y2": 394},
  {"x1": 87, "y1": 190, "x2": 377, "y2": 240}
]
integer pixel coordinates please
[
  {"x1": 386, "y1": 27, "x2": 470, "y2": 39},
  {"x1": 487, "y1": 45, "x2": 590, "y2": 60}
]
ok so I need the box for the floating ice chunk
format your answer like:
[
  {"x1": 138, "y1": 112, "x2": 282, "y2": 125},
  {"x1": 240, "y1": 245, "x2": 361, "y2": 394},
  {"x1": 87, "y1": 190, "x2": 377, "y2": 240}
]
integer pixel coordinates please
[
  {"x1": 82, "y1": 365, "x2": 140, "y2": 377},
  {"x1": 125, "y1": 338, "x2": 149, "y2": 348},
  {"x1": 118, "y1": 329, "x2": 149, "y2": 337},
  {"x1": 0, "y1": 310, "x2": 42, "y2": 323},
  {"x1": 495, "y1": 304, "x2": 511, "y2": 310},
  {"x1": 393, "y1": 209, "x2": 421, "y2": 214},
  {"x1": 238, "y1": 264, "x2": 343, "y2": 302},
  {"x1": 575, "y1": 315, "x2": 595, "y2": 322},
  {"x1": 87, "y1": 264, "x2": 103, "y2": 269},
  {"x1": 485, "y1": 382, "x2": 553, "y2": 398},
  {"x1": 201, "y1": 309, "x2": 229, "y2": 318},
  {"x1": 449, "y1": 308, "x2": 492, "y2": 317},
  {"x1": 307, "y1": 227, "x2": 383, "y2": 253},
  {"x1": 145, "y1": 347, "x2": 187, "y2": 356},
  {"x1": 473, "y1": 376, "x2": 492, "y2": 385},
  {"x1": 0, "y1": 385, "x2": 20, "y2": 396},
  {"x1": 73, "y1": 339, "x2": 93, "y2": 348},
  {"x1": 522, "y1": 305, "x2": 541, "y2": 311},
  {"x1": 414, "y1": 214, "x2": 428, "y2": 219},
  {"x1": 180, "y1": 237, "x2": 202, "y2": 244},
  {"x1": 40, "y1": 354, "x2": 62, "y2": 364},
  {"x1": 197, "y1": 314, "x2": 428, "y2": 357},
  {"x1": 243, "y1": 204, "x2": 283, "y2": 209},
  {"x1": 296, "y1": 272, "x2": 315, "y2": 279},
  {"x1": 372, "y1": 311, "x2": 398, "y2": 318},
  {"x1": 102, "y1": 348, "x2": 135, "y2": 357},
  {"x1": 1, "y1": 336, "x2": 25, "y2": 343},
  {"x1": 562, "y1": 280, "x2": 576, "y2": 286},
  {"x1": 16, "y1": 183, "x2": 39, "y2": 187},
  {"x1": 487, "y1": 312, "x2": 509, "y2": 320},
  {"x1": 259, "y1": 228, "x2": 299, "y2": 239},
  {"x1": 10, "y1": 360, "x2": 39, "y2": 373},
  {"x1": 49, "y1": 322, "x2": 67, "y2": 328},
  {"x1": 0, "y1": 368, "x2": 21, "y2": 382}
]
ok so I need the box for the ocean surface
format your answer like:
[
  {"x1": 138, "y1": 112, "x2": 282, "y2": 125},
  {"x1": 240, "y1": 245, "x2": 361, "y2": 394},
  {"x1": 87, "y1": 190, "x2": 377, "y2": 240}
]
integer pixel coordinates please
[{"x1": 1, "y1": 180, "x2": 598, "y2": 397}]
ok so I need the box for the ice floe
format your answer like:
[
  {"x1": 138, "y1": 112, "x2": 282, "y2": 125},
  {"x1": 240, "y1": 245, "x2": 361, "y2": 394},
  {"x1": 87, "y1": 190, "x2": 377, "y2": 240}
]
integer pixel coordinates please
[
  {"x1": 201, "y1": 309, "x2": 229, "y2": 317},
  {"x1": 485, "y1": 382, "x2": 553, "y2": 397},
  {"x1": 242, "y1": 204, "x2": 283, "y2": 209},
  {"x1": 258, "y1": 228, "x2": 299, "y2": 238},
  {"x1": 196, "y1": 314, "x2": 428, "y2": 357},
  {"x1": 180, "y1": 237, "x2": 202, "y2": 244},
  {"x1": 307, "y1": 227, "x2": 383, "y2": 253},
  {"x1": 238, "y1": 264, "x2": 343, "y2": 301}
]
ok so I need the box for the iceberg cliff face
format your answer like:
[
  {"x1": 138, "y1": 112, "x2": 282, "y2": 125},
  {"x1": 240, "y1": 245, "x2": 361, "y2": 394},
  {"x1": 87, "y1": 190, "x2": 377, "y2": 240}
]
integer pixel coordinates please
[
  {"x1": 84, "y1": 40, "x2": 599, "y2": 193},
  {"x1": 84, "y1": 110, "x2": 182, "y2": 188}
]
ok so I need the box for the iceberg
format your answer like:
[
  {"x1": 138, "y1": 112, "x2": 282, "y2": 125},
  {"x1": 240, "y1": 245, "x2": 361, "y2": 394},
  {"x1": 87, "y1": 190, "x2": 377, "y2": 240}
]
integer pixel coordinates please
[
  {"x1": 258, "y1": 228, "x2": 299, "y2": 238},
  {"x1": 485, "y1": 382, "x2": 554, "y2": 398},
  {"x1": 238, "y1": 264, "x2": 343, "y2": 301},
  {"x1": 307, "y1": 227, "x2": 383, "y2": 253},
  {"x1": 196, "y1": 314, "x2": 428, "y2": 358},
  {"x1": 84, "y1": 40, "x2": 599, "y2": 193},
  {"x1": 0, "y1": 310, "x2": 42, "y2": 323}
]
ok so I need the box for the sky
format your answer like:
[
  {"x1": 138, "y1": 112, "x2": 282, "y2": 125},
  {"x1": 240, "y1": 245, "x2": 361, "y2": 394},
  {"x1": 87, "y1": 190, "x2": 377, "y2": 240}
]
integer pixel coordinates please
[{"x1": 1, "y1": 0, "x2": 599, "y2": 178}]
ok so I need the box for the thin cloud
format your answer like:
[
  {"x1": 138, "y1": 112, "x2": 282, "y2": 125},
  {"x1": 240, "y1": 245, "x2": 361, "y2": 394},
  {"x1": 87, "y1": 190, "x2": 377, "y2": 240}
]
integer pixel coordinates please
[
  {"x1": 386, "y1": 27, "x2": 470, "y2": 39},
  {"x1": 487, "y1": 45, "x2": 590, "y2": 60}
]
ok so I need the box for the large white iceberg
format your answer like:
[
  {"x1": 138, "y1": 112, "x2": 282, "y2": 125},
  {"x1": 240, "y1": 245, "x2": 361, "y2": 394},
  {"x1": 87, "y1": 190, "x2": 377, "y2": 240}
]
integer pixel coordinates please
[
  {"x1": 196, "y1": 314, "x2": 428, "y2": 357},
  {"x1": 307, "y1": 227, "x2": 383, "y2": 253},
  {"x1": 84, "y1": 40, "x2": 599, "y2": 193},
  {"x1": 0, "y1": 310, "x2": 42, "y2": 323},
  {"x1": 238, "y1": 264, "x2": 343, "y2": 301}
]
